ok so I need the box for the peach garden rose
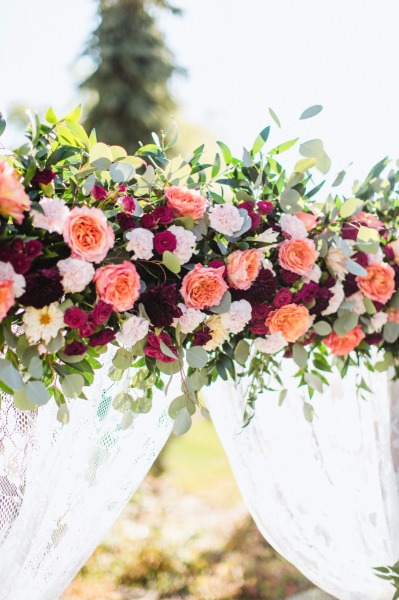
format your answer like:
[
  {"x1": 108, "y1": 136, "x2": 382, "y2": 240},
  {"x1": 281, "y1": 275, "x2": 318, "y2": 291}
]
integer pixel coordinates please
[
  {"x1": 181, "y1": 264, "x2": 228, "y2": 309},
  {"x1": 165, "y1": 185, "x2": 209, "y2": 219},
  {"x1": 278, "y1": 238, "x2": 319, "y2": 276},
  {"x1": 63, "y1": 206, "x2": 115, "y2": 263},
  {"x1": 226, "y1": 248, "x2": 262, "y2": 290},
  {"x1": 0, "y1": 161, "x2": 31, "y2": 225},
  {"x1": 356, "y1": 263, "x2": 395, "y2": 304},
  {"x1": 266, "y1": 303, "x2": 310, "y2": 343},
  {"x1": 0, "y1": 280, "x2": 15, "y2": 323},
  {"x1": 324, "y1": 325, "x2": 365, "y2": 356},
  {"x1": 94, "y1": 261, "x2": 141, "y2": 312}
]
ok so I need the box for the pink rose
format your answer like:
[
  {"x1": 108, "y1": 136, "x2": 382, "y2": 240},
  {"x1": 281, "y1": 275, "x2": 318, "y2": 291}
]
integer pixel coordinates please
[
  {"x1": 350, "y1": 211, "x2": 384, "y2": 229},
  {"x1": 278, "y1": 238, "x2": 319, "y2": 276},
  {"x1": 0, "y1": 161, "x2": 31, "y2": 225},
  {"x1": 226, "y1": 249, "x2": 262, "y2": 290},
  {"x1": 63, "y1": 206, "x2": 115, "y2": 263},
  {"x1": 0, "y1": 280, "x2": 14, "y2": 322},
  {"x1": 181, "y1": 264, "x2": 228, "y2": 309},
  {"x1": 165, "y1": 186, "x2": 209, "y2": 219},
  {"x1": 294, "y1": 211, "x2": 319, "y2": 232},
  {"x1": 94, "y1": 260, "x2": 141, "y2": 312}
]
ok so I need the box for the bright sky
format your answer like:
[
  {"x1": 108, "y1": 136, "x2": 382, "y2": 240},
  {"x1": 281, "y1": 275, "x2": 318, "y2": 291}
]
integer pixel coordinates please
[{"x1": 1, "y1": 0, "x2": 399, "y2": 190}]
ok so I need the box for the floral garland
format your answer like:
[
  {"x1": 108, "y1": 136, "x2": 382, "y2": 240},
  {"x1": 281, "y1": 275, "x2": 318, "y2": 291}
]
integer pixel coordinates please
[{"x1": 0, "y1": 106, "x2": 399, "y2": 431}]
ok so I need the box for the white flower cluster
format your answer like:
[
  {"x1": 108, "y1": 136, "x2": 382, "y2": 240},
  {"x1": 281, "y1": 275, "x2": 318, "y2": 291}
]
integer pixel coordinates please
[
  {"x1": 321, "y1": 282, "x2": 344, "y2": 316},
  {"x1": 221, "y1": 300, "x2": 252, "y2": 334},
  {"x1": 176, "y1": 303, "x2": 206, "y2": 334},
  {"x1": 208, "y1": 204, "x2": 244, "y2": 237},
  {"x1": 31, "y1": 197, "x2": 69, "y2": 234}
]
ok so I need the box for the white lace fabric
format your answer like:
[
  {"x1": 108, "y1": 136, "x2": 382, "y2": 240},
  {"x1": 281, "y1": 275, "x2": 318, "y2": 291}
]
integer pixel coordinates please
[
  {"x1": 0, "y1": 349, "x2": 174, "y2": 600},
  {"x1": 204, "y1": 365, "x2": 399, "y2": 600}
]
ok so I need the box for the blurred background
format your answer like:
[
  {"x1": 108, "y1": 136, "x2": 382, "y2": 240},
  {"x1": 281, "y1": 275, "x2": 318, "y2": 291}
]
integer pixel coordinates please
[{"x1": 1, "y1": 0, "x2": 399, "y2": 597}]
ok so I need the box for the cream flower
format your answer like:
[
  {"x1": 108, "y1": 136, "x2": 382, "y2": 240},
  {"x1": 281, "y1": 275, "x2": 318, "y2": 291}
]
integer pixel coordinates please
[
  {"x1": 321, "y1": 283, "x2": 344, "y2": 316},
  {"x1": 221, "y1": 299, "x2": 252, "y2": 334},
  {"x1": 303, "y1": 264, "x2": 322, "y2": 284},
  {"x1": 23, "y1": 303, "x2": 64, "y2": 345},
  {"x1": 254, "y1": 333, "x2": 286, "y2": 354},
  {"x1": 256, "y1": 228, "x2": 279, "y2": 244},
  {"x1": 57, "y1": 257, "x2": 95, "y2": 294},
  {"x1": 116, "y1": 315, "x2": 149, "y2": 347},
  {"x1": 203, "y1": 315, "x2": 230, "y2": 351},
  {"x1": 168, "y1": 225, "x2": 196, "y2": 264},
  {"x1": 208, "y1": 204, "x2": 244, "y2": 237},
  {"x1": 31, "y1": 197, "x2": 69, "y2": 234},
  {"x1": 126, "y1": 228, "x2": 154, "y2": 260},
  {"x1": 346, "y1": 292, "x2": 367, "y2": 315},
  {"x1": 175, "y1": 303, "x2": 206, "y2": 334},
  {"x1": 370, "y1": 312, "x2": 388, "y2": 332},
  {"x1": 326, "y1": 247, "x2": 349, "y2": 280},
  {"x1": 280, "y1": 214, "x2": 308, "y2": 239}
]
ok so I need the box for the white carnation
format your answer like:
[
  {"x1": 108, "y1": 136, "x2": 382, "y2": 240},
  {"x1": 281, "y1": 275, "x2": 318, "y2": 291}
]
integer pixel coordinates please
[
  {"x1": 208, "y1": 204, "x2": 244, "y2": 237},
  {"x1": 280, "y1": 214, "x2": 308, "y2": 239},
  {"x1": 321, "y1": 282, "x2": 345, "y2": 316},
  {"x1": 303, "y1": 264, "x2": 322, "y2": 284},
  {"x1": 176, "y1": 303, "x2": 206, "y2": 334},
  {"x1": 221, "y1": 299, "x2": 252, "y2": 334},
  {"x1": 254, "y1": 332, "x2": 286, "y2": 355},
  {"x1": 367, "y1": 248, "x2": 383, "y2": 264},
  {"x1": 0, "y1": 261, "x2": 25, "y2": 298},
  {"x1": 326, "y1": 247, "x2": 349, "y2": 280},
  {"x1": 31, "y1": 197, "x2": 69, "y2": 234},
  {"x1": 346, "y1": 292, "x2": 367, "y2": 315},
  {"x1": 116, "y1": 316, "x2": 149, "y2": 347},
  {"x1": 168, "y1": 225, "x2": 196, "y2": 265},
  {"x1": 370, "y1": 312, "x2": 388, "y2": 332},
  {"x1": 126, "y1": 228, "x2": 154, "y2": 260},
  {"x1": 57, "y1": 257, "x2": 95, "y2": 294}
]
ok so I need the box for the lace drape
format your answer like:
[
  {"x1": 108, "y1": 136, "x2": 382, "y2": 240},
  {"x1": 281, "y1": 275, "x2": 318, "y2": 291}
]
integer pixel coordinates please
[
  {"x1": 0, "y1": 349, "x2": 174, "y2": 600},
  {"x1": 205, "y1": 365, "x2": 399, "y2": 600}
]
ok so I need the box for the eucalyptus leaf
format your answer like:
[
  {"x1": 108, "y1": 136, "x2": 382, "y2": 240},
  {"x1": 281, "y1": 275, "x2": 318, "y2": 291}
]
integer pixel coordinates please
[
  {"x1": 186, "y1": 346, "x2": 208, "y2": 368},
  {"x1": 172, "y1": 407, "x2": 192, "y2": 436},
  {"x1": 25, "y1": 381, "x2": 50, "y2": 406},
  {"x1": 82, "y1": 174, "x2": 96, "y2": 196},
  {"x1": 168, "y1": 394, "x2": 186, "y2": 419},
  {"x1": 109, "y1": 161, "x2": 135, "y2": 183},
  {"x1": 300, "y1": 105, "x2": 323, "y2": 120},
  {"x1": 347, "y1": 259, "x2": 367, "y2": 277},
  {"x1": 303, "y1": 401, "x2": 315, "y2": 422},
  {"x1": 112, "y1": 392, "x2": 134, "y2": 413},
  {"x1": 210, "y1": 291, "x2": 231, "y2": 314},
  {"x1": 268, "y1": 107, "x2": 281, "y2": 128},
  {"x1": 13, "y1": 388, "x2": 36, "y2": 411},
  {"x1": 333, "y1": 312, "x2": 359, "y2": 336},
  {"x1": 89, "y1": 142, "x2": 113, "y2": 170},
  {"x1": 313, "y1": 321, "x2": 332, "y2": 336},
  {"x1": 234, "y1": 340, "x2": 250, "y2": 365},
  {"x1": 280, "y1": 188, "x2": 303, "y2": 214},
  {"x1": 112, "y1": 348, "x2": 133, "y2": 370},
  {"x1": 156, "y1": 358, "x2": 180, "y2": 375},
  {"x1": 292, "y1": 343, "x2": 308, "y2": 370},
  {"x1": 57, "y1": 404, "x2": 70, "y2": 424},
  {"x1": 339, "y1": 198, "x2": 364, "y2": 219},
  {"x1": 252, "y1": 126, "x2": 270, "y2": 154},
  {"x1": 162, "y1": 251, "x2": 181, "y2": 274},
  {"x1": 28, "y1": 356, "x2": 44, "y2": 379},
  {"x1": 383, "y1": 322, "x2": 399, "y2": 343},
  {"x1": 304, "y1": 372, "x2": 324, "y2": 393},
  {"x1": 0, "y1": 359, "x2": 24, "y2": 391},
  {"x1": 61, "y1": 373, "x2": 85, "y2": 398}
]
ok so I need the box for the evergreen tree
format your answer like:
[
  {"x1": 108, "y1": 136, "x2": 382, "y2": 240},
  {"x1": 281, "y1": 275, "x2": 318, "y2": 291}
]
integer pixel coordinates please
[{"x1": 81, "y1": 0, "x2": 180, "y2": 152}]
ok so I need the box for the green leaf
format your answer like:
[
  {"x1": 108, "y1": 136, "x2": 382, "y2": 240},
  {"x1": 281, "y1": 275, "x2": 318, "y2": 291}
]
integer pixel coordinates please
[
  {"x1": 357, "y1": 226, "x2": 380, "y2": 243},
  {"x1": 112, "y1": 348, "x2": 133, "y2": 370},
  {"x1": 57, "y1": 403, "x2": 70, "y2": 424},
  {"x1": 172, "y1": 407, "x2": 192, "y2": 436},
  {"x1": 61, "y1": 373, "x2": 85, "y2": 398},
  {"x1": 363, "y1": 297, "x2": 376, "y2": 314},
  {"x1": 110, "y1": 145, "x2": 127, "y2": 161},
  {"x1": 333, "y1": 313, "x2": 359, "y2": 336},
  {"x1": 13, "y1": 388, "x2": 36, "y2": 411},
  {"x1": 280, "y1": 188, "x2": 303, "y2": 213},
  {"x1": 159, "y1": 340, "x2": 178, "y2": 361},
  {"x1": 0, "y1": 359, "x2": 24, "y2": 391},
  {"x1": 28, "y1": 356, "x2": 43, "y2": 379},
  {"x1": 216, "y1": 141, "x2": 232, "y2": 165},
  {"x1": 168, "y1": 394, "x2": 186, "y2": 419},
  {"x1": 89, "y1": 142, "x2": 113, "y2": 170},
  {"x1": 82, "y1": 173, "x2": 96, "y2": 196},
  {"x1": 162, "y1": 251, "x2": 181, "y2": 274},
  {"x1": 47, "y1": 332, "x2": 64, "y2": 354},
  {"x1": 383, "y1": 321, "x2": 399, "y2": 343},
  {"x1": 45, "y1": 107, "x2": 58, "y2": 125},
  {"x1": 234, "y1": 340, "x2": 250, "y2": 365},
  {"x1": 303, "y1": 401, "x2": 315, "y2": 421},
  {"x1": 332, "y1": 170, "x2": 346, "y2": 187},
  {"x1": 300, "y1": 105, "x2": 323, "y2": 120},
  {"x1": 305, "y1": 372, "x2": 324, "y2": 393},
  {"x1": 109, "y1": 161, "x2": 135, "y2": 182},
  {"x1": 279, "y1": 389, "x2": 288, "y2": 405},
  {"x1": 252, "y1": 126, "x2": 270, "y2": 154},
  {"x1": 210, "y1": 291, "x2": 232, "y2": 314},
  {"x1": 64, "y1": 105, "x2": 82, "y2": 122},
  {"x1": 339, "y1": 198, "x2": 364, "y2": 219},
  {"x1": 292, "y1": 343, "x2": 308, "y2": 369},
  {"x1": 0, "y1": 112, "x2": 6, "y2": 137},
  {"x1": 347, "y1": 259, "x2": 367, "y2": 277},
  {"x1": 269, "y1": 138, "x2": 298, "y2": 156},
  {"x1": 156, "y1": 358, "x2": 180, "y2": 375},
  {"x1": 211, "y1": 153, "x2": 221, "y2": 178},
  {"x1": 25, "y1": 381, "x2": 50, "y2": 406},
  {"x1": 112, "y1": 392, "x2": 133, "y2": 413},
  {"x1": 268, "y1": 107, "x2": 281, "y2": 128},
  {"x1": 294, "y1": 157, "x2": 316, "y2": 173},
  {"x1": 390, "y1": 291, "x2": 399, "y2": 309},
  {"x1": 186, "y1": 346, "x2": 208, "y2": 368},
  {"x1": 313, "y1": 321, "x2": 332, "y2": 336}
]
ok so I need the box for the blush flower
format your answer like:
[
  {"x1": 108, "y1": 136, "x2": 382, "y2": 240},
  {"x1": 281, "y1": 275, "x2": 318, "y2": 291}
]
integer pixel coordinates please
[
  {"x1": 0, "y1": 161, "x2": 32, "y2": 224},
  {"x1": 63, "y1": 206, "x2": 114, "y2": 263},
  {"x1": 294, "y1": 211, "x2": 319, "y2": 232},
  {"x1": 57, "y1": 257, "x2": 95, "y2": 294},
  {"x1": 181, "y1": 264, "x2": 228, "y2": 310},
  {"x1": 208, "y1": 204, "x2": 244, "y2": 237},
  {"x1": 356, "y1": 263, "x2": 395, "y2": 304},
  {"x1": 278, "y1": 238, "x2": 319, "y2": 276},
  {"x1": 116, "y1": 315, "x2": 149, "y2": 347},
  {"x1": 0, "y1": 261, "x2": 25, "y2": 297},
  {"x1": 221, "y1": 299, "x2": 252, "y2": 334},
  {"x1": 254, "y1": 332, "x2": 286, "y2": 354},
  {"x1": 31, "y1": 197, "x2": 69, "y2": 234},
  {"x1": 227, "y1": 248, "x2": 263, "y2": 290},
  {"x1": 125, "y1": 228, "x2": 154, "y2": 260},
  {"x1": 165, "y1": 185, "x2": 209, "y2": 219},
  {"x1": 168, "y1": 225, "x2": 196, "y2": 264},
  {"x1": 94, "y1": 261, "x2": 141, "y2": 312},
  {"x1": 176, "y1": 303, "x2": 206, "y2": 334},
  {"x1": 280, "y1": 214, "x2": 308, "y2": 239},
  {"x1": 0, "y1": 280, "x2": 15, "y2": 322},
  {"x1": 324, "y1": 325, "x2": 366, "y2": 356},
  {"x1": 266, "y1": 303, "x2": 310, "y2": 343}
]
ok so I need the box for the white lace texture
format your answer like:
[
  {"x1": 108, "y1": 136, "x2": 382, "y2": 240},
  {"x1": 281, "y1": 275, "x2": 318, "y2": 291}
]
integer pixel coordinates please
[
  {"x1": 0, "y1": 349, "x2": 174, "y2": 600},
  {"x1": 205, "y1": 365, "x2": 399, "y2": 600}
]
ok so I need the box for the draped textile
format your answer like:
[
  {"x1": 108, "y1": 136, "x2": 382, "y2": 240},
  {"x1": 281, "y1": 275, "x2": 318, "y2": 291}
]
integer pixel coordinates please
[
  {"x1": 205, "y1": 366, "x2": 399, "y2": 600},
  {"x1": 0, "y1": 350, "x2": 174, "y2": 600}
]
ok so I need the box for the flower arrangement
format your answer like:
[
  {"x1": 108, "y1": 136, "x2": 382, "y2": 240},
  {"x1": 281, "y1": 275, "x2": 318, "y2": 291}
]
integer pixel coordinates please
[{"x1": 1, "y1": 106, "x2": 399, "y2": 431}]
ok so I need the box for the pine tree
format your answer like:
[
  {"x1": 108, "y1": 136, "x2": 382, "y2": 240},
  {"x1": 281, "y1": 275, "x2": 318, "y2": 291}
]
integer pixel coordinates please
[{"x1": 80, "y1": 0, "x2": 180, "y2": 152}]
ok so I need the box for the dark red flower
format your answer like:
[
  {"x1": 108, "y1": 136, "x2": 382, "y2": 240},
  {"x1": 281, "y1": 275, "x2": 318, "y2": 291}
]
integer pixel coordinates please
[
  {"x1": 0, "y1": 244, "x2": 11, "y2": 262},
  {"x1": 144, "y1": 332, "x2": 177, "y2": 362},
  {"x1": 232, "y1": 268, "x2": 277, "y2": 305},
  {"x1": 19, "y1": 267, "x2": 63, "y2": 309},
  {"x1": 296, "y1": 282, "x2": 319, "y2": 303},
  {"x1": 342, "y1": 222, "x2": 359, "y2": 240},
  {"x1": 10, "y1": 254, "x2": 31, "y2": 274},
  {"x1": 152, "y1": 206, "x2": 174, "y2": 225},
  {"x1": 64, "y1": 341, "x2": 86, "y2": 356},
  {"x1": 257, "y1": 201, "x2": 274, "y2": 215},
  {"x1": 353, "y1": 252, "x2": 368, "y2": 267},
  {"x1": 140, "y1": 284, "x2": 182, "y2": 327},
  {"x1": 31, "y1": 168, "x2": 55, "y2": 186},
  {"x1": 273, "y1": 288, "x2": 293, "y2": 308},
  {"x1": 11, "y1": 238, "x2": 24, "y2": 253},
  {"x1": 208, "y1": 259, "x2": 226, "y2": 276},
  {"x1": 237, "y1": 201, "x2": 255, "y2": 213},
  {"x1": 280, "y1": 269, "x2": 299, "y2": 284},
  {"x1": 384, "y1": 245, "x2": 395, "y2": 261},
  {"x1": 252, "y1": 303, "x2": 272, "y2": 319},
  {"x1": 141, "y1": 213, "x2": 157, "y2": 230},
  {"x1": 324, "y1": 275, "x2": 336, "y2": 289},
  {"x1": 64, "y1": 307, "x2": 88, "y2": 329},
  {"x1": 309, "y1": 287, "x2": 333, "y2": 315},
  {"x1": 249, "y1": 213, "x2": 261, "y2": 231},
  {"x1": 91, "y1": 185, "x2": 108, "y2": 200},
  {"x1": 343, "y1": 273, "x2": 358, "y2": 296},
  {"x1": 88, "y1": 328, "x2": 116, "y2": 347},
  {"x1": 117, "y1": 185, "x2": 128, "y2": 193},
  {"x1": 121, "y1": 196, "x2": 136, "y2": 213},
  {"x1": 365, "y1": 333, "x2": 383, "y2": 346},
  {"x1": 24, "y1": 240, "x2": 43, "y2": 258},
  {"x1": 153, "y1": 231, "x2": 177, "y2": 254},
  {"x1": 91, "y1": 300, "x2": 113, "y2": 326},
  {"x1": 250, "y1": 322, "x2": 269, "y2": 335},
  {"x1": 192, "y1": 327, "x2": 212, "y2": 347},
  {"x1": 116, "y1": 212, "x2": 136, "y2": 230},
  {"x1": 79, "y1": 322, "x2": 96, "y2": 338}
]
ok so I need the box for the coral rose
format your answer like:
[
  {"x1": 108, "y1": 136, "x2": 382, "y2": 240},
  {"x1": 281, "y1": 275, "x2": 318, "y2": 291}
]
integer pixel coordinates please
[
  {"x1": 181, "y1": 264, "x2": 228, "y2": 309},
  {"x1": 356, "y1": 263, "x2": 395, "y2": 304},
  {"x1": 165, "y1": 185, "x2": 209, "y2": 219},
  {"x1": 266, "y1": 303, "x2": 310, "y2": 343},
  {"x1": 94, "y1": 261, "x2": 141, "y2": 312},
  {"x1": 226, "y1": 248, "x2": 262, "y2": 290},
  {"x1": 294, "y1": 211, "x2": 319, "y2": 232},
  {"x1": 63, "y1": 206, "x2": 114, "y2": 263},
  {"x1": 388, "y1": 239, "x2": 399, "y2": 266},
  {"x1": 278, "y1": 238, "x2": 319, "y2": 276},
  {"x1": 388, "y1": 309, "x2": 399, "y2": 324},
  {"x1": 324, "y1": 325, "x2": 365, "y2": 356},
  {"x1": 0, "y1": 161, "x2": 31, "y2": 225},
  {"x1": 350, "y1": 211, "x2": 383, "y2": 229},
  {"x1": 0, "y1": 280, "x2": 14, "y2": 322}
]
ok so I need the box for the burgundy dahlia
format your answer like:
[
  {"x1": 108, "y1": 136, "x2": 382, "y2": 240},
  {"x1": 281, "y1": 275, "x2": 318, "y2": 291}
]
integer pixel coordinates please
[
  {"x1": 64, "y1": 307, "x2": 88, "y2": 329},
  {"x1": 11, "y1": 238, "x2": 24, "y2": 253},
  {"x1": 88, "y1": 328, "x2": 116, "y2": 347},
  {"x1": 0, "y1": 244, "x2": 12, "y2": 262},
  {"x1": 141, "y1": 213, "x2": 157, "y2": 230},
  {"x1": 153, "y1": 206, "x2": 174, "y2": 225},
  {"x1": 64, "y1": 341, "x2": 86, "y2": 356},
  {"x1": 280, "y1": 269, "x2": 299, "y2": 284},
  {"x1": 153, "y1": 231, "x2": 177, "y2": 254},
  {"x1": 91, "y1": 300, "x2": 113, "y2": 326},
  {"x1": 232, "y1": 268, "x2": 277, "y2": 304},
  {"x1": 10, "y1": 254, "x2": 31, "y2": 275},
  {"x1": 140, "y1": 284, "x2": 182, "y2": 327},
  {"x1": 192, "y1": 327, "x2": 212, "y2": 347},
  {"x1": 31, "y1": 168, "x2": 55, "y2": 186},
  {"x1": 365, "y1": 333, "x2": 383, "y2": 346},
  {"x1": 296, "y1": 282, "x2": 320, "y2": 304},
  {"x1": 24, "y1": 240, "x2": 43, "y2": 258},
  {"x1": 343, "y1": 273, "x2": 358, "y2": 296},
  {"x1": 116, "y1": 212, "x2": 135, "y2": 230},
  {"x1": 309, "y1": 288, "x2": 333, "y2": 315},
  {"x1": 19, "y1": 267, "x2": 64, "y2": 309},
  {"x1": 353, "y1": 252, "x2": 368, "y2": 267},
  {"x1": 252, "y1": 303, "x2": 272, "y2": 319},
  {"x1": 250, "y1": 322, "x2": 269, "y2": 335},
  {"x1": 341, "y1": 222, "x2": 359, "y2": 241},
  {"x1": 144, "y1": 332, "x2": 177, "y2": 363}
]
